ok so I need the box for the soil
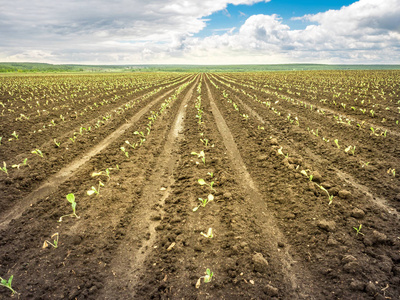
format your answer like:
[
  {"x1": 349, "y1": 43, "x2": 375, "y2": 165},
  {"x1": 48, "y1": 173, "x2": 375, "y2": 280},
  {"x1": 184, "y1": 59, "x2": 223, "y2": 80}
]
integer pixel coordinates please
[{"x1": 0, "y1": 71, "x2": 399, "y2": 300}]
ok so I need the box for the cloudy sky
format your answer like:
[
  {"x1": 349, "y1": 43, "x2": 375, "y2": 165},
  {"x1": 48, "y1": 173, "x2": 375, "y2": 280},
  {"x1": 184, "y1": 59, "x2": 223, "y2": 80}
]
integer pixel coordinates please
[{"x1": 1, "y1": 0, "x2": 399, "y2": 64}]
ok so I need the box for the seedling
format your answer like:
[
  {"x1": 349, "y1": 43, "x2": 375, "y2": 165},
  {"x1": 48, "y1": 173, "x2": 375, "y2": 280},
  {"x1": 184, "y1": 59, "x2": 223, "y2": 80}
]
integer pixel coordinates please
[
  {"x1": 207, "y1": 172, "x2": 214, "y2": 178},
  {"x1": 319, "y1": 185, "x2": 334, "y2": 205},
  {"x1": 87, "y1": 181, "x2": 105, "y2": 196},
  {"x1": 193, "y1": 194, "x2": 214, "y2": 212},
  {"x1": 198, "y1": 178, "x2": 215, "y2": 192},
  {"x1": 191, "y1": 151, "x2": 205, "y2": 164},
  {"x1": 31, "y1": 149, "x2": 44, "y2": 158},
  {"x1": 125, "y1": 140, "x2": 137, "y2": 149},
  {"x1": 0, "y1": 275, "x2": 16, "y2": 295},
  {"x1": 387, "y1": 168, "x2": 396, "y2": 177},
  {"x1": 334, "y1": 139, "x2": 340, "y2": 149},
  {"x1": 370, "y1": 127, "x2": 376, "y2": 135},
  {"x1": 12, "y1": 158, "x2": 28, "y2": 169},
  {"x1": 196, "y1": 268, "x2": 214, "y2": 288},
  {"x1": 69, "y1": 135, "x2": 77, "y2": 143},
  {"x1": 200, "y1": 139, "x2": 209, "y2": 147},
  {"x1": 120, "y1": 146, "x2": 129, "y2": 158},
  {"x1": 353, "y1": 224, "x2": 364, "y2": 236},
  {"x1": 92, "y1": 169, "x2": 111, "y2": 181},
  {"x1": 54, "y1": 139, "x2": 61, "y2": 147},
  {"x1": 58, "y1": 193, "x2": 80, "y2": 222},
  {"x1": 1, "y1": 162, "x2": 8, "y2": 176},
  {"x1": 200, "y1": 228, "x2": 214, "y2": 238},
  {"x1": 11, "y1": 131, "x2": 18, "y2": 140},
  {"x1": 43, "y1": 233, "x2": 59, "y2": 249},
  {"x1": 344, "y1": 145, "x2": 356, "y2": 155}
]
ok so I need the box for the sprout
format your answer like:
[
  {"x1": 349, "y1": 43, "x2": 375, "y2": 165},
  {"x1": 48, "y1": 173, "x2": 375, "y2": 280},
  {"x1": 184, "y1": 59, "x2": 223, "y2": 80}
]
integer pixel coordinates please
[
  {"x1": 0, "y1": 161, "x2": 8, "y2": 176},
  {"x1": 0, "y1": 275, "x2": 16, "y2": 295},
  {"x1": 191, "y1": 151, "x2": 205, "y2": 165},
  {"x1": 196, "y1": 269, "x2": 214, "y2": 289},
  {"x1": 193, "y1": 194, "x2": 214, "y2": 212},
  {"x1": 58, "y1": 193, "x2": 80, "y2": 222},
  {"x1": 200, "y1": 228, "x2": 214, "y2": 239},
  {"x1": 87, "y1": 181, "x2": 105, "y2": 196},
  {"x1": 198, "y1": 178, "x2": 215, "y2": 192},
  {"x1": 43, "y1": 233, "x2": 59, "y2": 249},
  {"x1": 353, "y1": 224, "x2": 364, "y2": 236},
  {"x1": 31, "y1": 149, "x2": 44, "y2": 158}
]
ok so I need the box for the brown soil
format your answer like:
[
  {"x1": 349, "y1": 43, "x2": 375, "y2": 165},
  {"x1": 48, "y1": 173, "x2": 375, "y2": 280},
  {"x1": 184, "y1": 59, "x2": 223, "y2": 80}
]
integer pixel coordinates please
[{"x1": 0, "y1": 71, "x2": 399, "y2": 300}]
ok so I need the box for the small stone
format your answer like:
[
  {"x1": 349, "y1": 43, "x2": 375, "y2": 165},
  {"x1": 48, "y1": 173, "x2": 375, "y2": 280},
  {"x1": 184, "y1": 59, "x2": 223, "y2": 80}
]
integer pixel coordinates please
[
  {"x1": 351, "y1": 208, "x2": 365, "y2": 219},
  {"x1": 277, "y1": 242, "x2": 285, "y2": 248},
  {"x1": 317, "y1": 220, "x2": 336, "y2": 232},
  {"x1": 223, "y1": 192, "x2": 232, "y2": 199},
  {"x1": 343, "y1": 261, "x2": 359, "y2": 273},
  {"x1": 371, "y1": 230, "x2": 388, "y2": 244},
  {"x1": 350, "y1": 280, "x2": 365, "y2": 291},
  {"x1": 151, "y1": 214, "x2": 162, "y2": 221},
  {"x1": 320, "y1": 181, "x2": 334, "y2": 189},
  {"x1": 365, "y1": 281, "x2": 377, "y2": 295},
  {"x1": 252, "y1": 253, "x2": 269, "y2": 273},
  {"x1": 263, "y1": 284, "x2": 279, "y2": 296},
  {"x1": 270, "y1": 138, "x2": 279, "y2": 145},
  {"x1": 338, "y1": 190, "x2": 352, "y2": 199},
  {"x1": 257, "y1": 155, "x2": 268, "y2": 161},
  {"x1": 312, "y1": 171, "x2": 323, "y2": 183},
  {"x1": 327, "y1": 235, "x2": 338, "y2": 246}
]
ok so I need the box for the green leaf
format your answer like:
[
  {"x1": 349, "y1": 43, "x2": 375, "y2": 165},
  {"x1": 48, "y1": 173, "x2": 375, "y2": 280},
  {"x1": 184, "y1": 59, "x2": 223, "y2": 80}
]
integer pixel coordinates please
[
  {"x1": 66, "y1": 193, "x2": 75, "y2": 203},
  {"x1": 198, "y1": 179, "x2": 206, "y2": 185}
]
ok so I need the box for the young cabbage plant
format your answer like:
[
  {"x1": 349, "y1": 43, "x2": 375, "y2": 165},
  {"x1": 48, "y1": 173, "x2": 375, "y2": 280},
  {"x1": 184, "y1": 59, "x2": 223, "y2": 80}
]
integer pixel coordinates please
[
  {"x1": 353, "y1": 224, "x2": 364, "y2": 236},
  {"x1": 344, "y1": 145, "x2": 356, "y2": 155},
  {"x1": 195, "y1": 268, "x2": 214, "y2": 289},
  {"x1": 125, "y1": 140, "x2": 137, "y2": 149},
  {"x1": 87, "y1": 181, "x2": 105, "y2": 196},
  {"x1": 0, "y1": 275, "x2": 16, "y2": 295},
  {"x1": 42, "y1": 233, "x2": 59, "y2": 249},
  {"x1": 12, "y1": 158, "x2": 28, "y2": 169},
  {"x1": 120, "y1": 146, "x2": 129, "y2": 158},
  {"x1": 318, "y1": 185, "x2": 334, "y2": 205},
  {"x1": 11, "y1": 131, "x2": 19, "y2": 140},
  {"x1": 31, "y1": 149, "x2": 44, "y2": 158},
  {"x1": 58, "y1": 193, "x2": 80, "y2": 222},
  {"x1": 193, "y1": 194, "x2": 214, "y2": 212},
  {"x1": 191, "y1": 151, "x2": 205, "y2": 165},
  {"x1": 200, "y1": 228, "x2": 214, "y2": 238},
  {"x1": 54, "y1": 139, "x2": 61, "y2": 147},
  {"x1": 387, "y1": 168, "x2": 396, "y2": 177},
  {"x1": 1, "y1": 162, "x2": 8, "y2": 176},
  {"x1": 198, "y1": 178, "x2": 216, "y2": 192},
  {"x1": 334, "y1": 139, "x2": 340, "y2": 149}
]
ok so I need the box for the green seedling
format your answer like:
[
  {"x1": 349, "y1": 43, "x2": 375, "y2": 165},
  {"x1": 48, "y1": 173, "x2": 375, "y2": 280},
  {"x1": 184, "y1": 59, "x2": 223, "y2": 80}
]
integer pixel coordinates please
[
  {"x1": 198, "y1": 178, "x2": 215, "y2": 192},
  {"x1": 0, "y1": 137, "x2": 2, "y2": 145},
  {"x1": 58, "y1": 193, "x2": 80, "y2": 222},
  {"x1": 11, "y1": 131, "x2": 18, "y2": 140},
  {"x1": 370, "y1": 127, "x2": 376, "y2": 135},
  {"x1": 200, "y1": 139, "x2": 209, "y2": 147},
  {"x1": 257, "y1": 125, "x2": 265, "y2": 130},
  {"x1": 193, "y1": 194, "x2": 214, "y2": 212},
  {"x1": 191, "y1": 151, "x2": 205, "y2": 164},
  {"x1": 92, "y1": 169, "x2": 111, "y2": 180},
  {"x1": 200, "y1": 228, "x2": 214, "y2": 238},
  {"x1": 196, "y1": 268, "x2": 214, "y2": 288},
  {"x1": 387, "y1": 168, "x2": 396, "y2": 177},
  {"x1": 345, "y1": 145, "x2": 356, "y2": 155},
  {"x1": 31, "y1": 149, "x2": 44, "y2": 158},
  {"x1": 353, "y1": 224, "x2": 364, "y2": 236},
  {"x1": 207, "y1": 172, "x2": 214, "y2": 178},
  {"x1": 300, "y1": 170, "x2": 313, "y2": 181},
  {"x1": 87, "y1": 181, "x2": 105, "y2": 196},
  {"x1": 12, "y1": 158, "x2": 28, "y2": 169},
  {"x1": 318, "y1": 185, "x2": 334, "y2": 205},
  {"x1": 69, "y1": 135, "x2": 77, "y2": 143},
  {"x1": 1, "y1": 162, "x2": 8, "y2": 176},
  {"x1": 0, "y1": 275, "x2": 16, "y2": 295},
  {"x1": 54, "y1": 139, "x2": 61, "y2": 147},
  {"x1": 382, "y1": 130, "x2": 387, "y2": 137},
  {"x1": 334, "y1": 139, "x2": 340, "y2": 149},
  {"x1": 120, "y1": 146, "x2": 129, "y2": 158},
  {"x1": 43, "y1": 233, "x2": 59, "y2": 249},
  {"x1": 125, "y1": 140, "x2": 137, "y2": 149}
]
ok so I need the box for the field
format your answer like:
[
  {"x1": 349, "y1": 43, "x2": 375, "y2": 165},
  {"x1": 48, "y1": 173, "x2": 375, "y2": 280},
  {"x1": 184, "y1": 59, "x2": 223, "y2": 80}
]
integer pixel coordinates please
[{"x1": 0, "y1": 71, "x2": 400, "y2": 299}]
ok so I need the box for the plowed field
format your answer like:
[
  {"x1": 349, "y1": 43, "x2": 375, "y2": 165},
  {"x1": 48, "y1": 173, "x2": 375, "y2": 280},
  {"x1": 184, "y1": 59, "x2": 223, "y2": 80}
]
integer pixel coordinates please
[{"x1": 1, "y1": 71, "x2": 399, "y2": 299}]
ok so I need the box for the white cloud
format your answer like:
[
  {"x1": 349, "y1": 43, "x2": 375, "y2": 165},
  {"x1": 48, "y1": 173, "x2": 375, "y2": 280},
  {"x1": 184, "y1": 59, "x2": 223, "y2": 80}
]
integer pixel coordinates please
[{"x1": 0, "y1": 0, "x2": 399, "y2": 64}]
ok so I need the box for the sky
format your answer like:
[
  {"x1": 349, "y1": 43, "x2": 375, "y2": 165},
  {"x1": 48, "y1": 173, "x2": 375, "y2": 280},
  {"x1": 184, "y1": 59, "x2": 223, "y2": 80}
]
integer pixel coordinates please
[{"x1": 1, "y1": 0, "x2": 400, "y2": 65}]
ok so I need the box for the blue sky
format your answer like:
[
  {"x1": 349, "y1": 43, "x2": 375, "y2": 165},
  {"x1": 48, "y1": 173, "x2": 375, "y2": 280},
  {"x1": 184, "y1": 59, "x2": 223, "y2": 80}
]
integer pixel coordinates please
[
  {"x1": 0, "y1": 0, "x2": 399, "y2": 64},
  {"x1": 197, "y1": 0, "x2": 357, "y2": 37}
]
